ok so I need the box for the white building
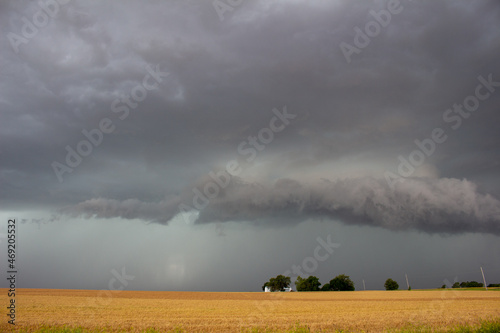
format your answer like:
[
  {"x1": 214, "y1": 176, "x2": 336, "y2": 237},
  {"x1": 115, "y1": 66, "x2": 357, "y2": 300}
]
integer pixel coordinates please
[{"x1": 264, "y1": 286, "x2": 292, "y2": 292}]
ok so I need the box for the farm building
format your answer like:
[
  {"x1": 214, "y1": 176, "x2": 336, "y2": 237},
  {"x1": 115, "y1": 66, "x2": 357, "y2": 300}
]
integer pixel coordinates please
[{"x1": 264, "y1": 287, "x2": 292, "y2": 292}]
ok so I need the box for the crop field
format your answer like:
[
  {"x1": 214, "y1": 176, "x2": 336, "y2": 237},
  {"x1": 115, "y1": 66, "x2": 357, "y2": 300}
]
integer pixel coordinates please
[{"x1": 1, "y1": 288, "x2": 499, "y2": 332}]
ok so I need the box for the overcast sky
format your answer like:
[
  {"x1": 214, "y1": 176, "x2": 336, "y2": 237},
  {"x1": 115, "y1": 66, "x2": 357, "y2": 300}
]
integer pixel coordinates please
[{"x1": 1, "y1": 0, "x2": 500, "y2": 292}]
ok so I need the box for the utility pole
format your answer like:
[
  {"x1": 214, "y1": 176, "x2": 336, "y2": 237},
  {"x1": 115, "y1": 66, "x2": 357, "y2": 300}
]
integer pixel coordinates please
[
  {"x1": 405, "y1": 274, "x2": 410, "y2": 290},
  {"x1": 363, "y1": 279, "x2": 366, "y2": 291},
  {"x1": 480, "y1": 267, "x2": 487, "y2": 290}
]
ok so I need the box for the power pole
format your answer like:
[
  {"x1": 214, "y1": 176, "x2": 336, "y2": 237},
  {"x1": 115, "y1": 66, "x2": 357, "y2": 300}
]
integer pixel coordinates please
[
  {"x1": 405, "y1": 274, "x2": 410, "y2": 290},
  {"x1": 363, "y1": 279, "x2": 366, "y2": 291},
  {"x1": 480, "y1": 267, "x2": 487, "y2": 290}
]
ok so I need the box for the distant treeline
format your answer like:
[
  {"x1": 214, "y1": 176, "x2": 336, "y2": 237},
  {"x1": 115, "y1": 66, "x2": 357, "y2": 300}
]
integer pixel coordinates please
[
  {"x1": 444, "y1": 281, "x2": 499, "y2": 288},
  {"x1": 262, "y1": 274, "x2": 356, "y2": 292},
  {"x1": 263, "y1": 275, "x2": 498, "y2": 292}
]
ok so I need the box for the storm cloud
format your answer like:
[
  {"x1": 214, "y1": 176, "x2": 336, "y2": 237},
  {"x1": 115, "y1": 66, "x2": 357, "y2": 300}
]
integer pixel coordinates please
[
  {"x1": 67, "y1": 176, "x2": 500, "y2": 235},
  {"x1": 2, "y1": 0, "x2": 500, "y2": 232}
]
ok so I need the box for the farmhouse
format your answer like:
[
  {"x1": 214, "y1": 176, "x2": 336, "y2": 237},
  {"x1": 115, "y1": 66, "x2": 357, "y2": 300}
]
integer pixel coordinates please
[{"x1": 264, "y1": 287, "x2": 292, "y2": 292}]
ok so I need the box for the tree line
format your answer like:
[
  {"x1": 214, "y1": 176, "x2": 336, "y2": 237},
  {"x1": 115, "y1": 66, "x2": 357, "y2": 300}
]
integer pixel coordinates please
[
  {"x1": 263, "y1": 275, "x2": 498, "y2": 292},
  {"x1": 442, "y1": 281, "x2": 497, "y2": 288},
  {"x1": 262, "y1": 274, "x2": 404, "y2": 291},
  {"x1": 262, "y1": 274, "x2": 355, "y2": 292}
]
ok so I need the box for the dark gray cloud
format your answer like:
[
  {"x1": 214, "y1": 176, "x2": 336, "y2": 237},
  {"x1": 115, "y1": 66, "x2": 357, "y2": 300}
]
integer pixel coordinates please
[
  {"x1": 1, "y1": 0, "x2": 500, "y2": 291},
  {"x1": 66, "y1": 176, "x2": 500, "y2": 235}
]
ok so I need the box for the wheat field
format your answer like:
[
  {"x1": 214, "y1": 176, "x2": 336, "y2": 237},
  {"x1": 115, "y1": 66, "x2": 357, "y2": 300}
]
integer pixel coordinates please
[{"x1": 1, "y1": 288, "x2": 499, "y2": 332}]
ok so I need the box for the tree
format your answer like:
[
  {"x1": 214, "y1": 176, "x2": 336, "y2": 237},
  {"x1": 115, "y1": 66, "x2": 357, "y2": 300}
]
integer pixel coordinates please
[
  {"x1": 323, "y1": 274, "x2": 355, "y2": 291},
  {"x1": 295, "y1": 276, "x2": 321, "y2": 292},
  {"x1": 263, "y1": 275, "x2": 291, "y2": 292},
  {"x1": 384, "y1": 278, "x2": 399, "y2": 290},
  {"x1": 295, "y1": 276, "x2": 305, "y2": 291},
  {"x1": 467, "y1": 281, "x2": 483, "y2": 288},
  {"x1": 460, "y1": 281, "x2": 483, "y2": 288},
  {"x1": 441, "y1": 284, "x2": 447, "y2": 289},
  {"x1": 452, "y1": 282, "x2": 460, "y2": 288},
  {"x1": 320, "y1": 283, "x2": 330, "y2": 291}
]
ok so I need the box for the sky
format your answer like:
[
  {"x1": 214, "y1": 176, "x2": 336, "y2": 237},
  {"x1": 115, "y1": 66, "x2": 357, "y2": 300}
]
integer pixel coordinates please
[{"x1": 1, "y1": 0, "x2": 500, "y2": 292}]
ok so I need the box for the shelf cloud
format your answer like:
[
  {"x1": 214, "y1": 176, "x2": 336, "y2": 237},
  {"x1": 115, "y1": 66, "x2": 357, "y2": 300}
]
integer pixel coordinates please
[{"x1": 65, "y1": 175, "x2": 500, "y2": 235}]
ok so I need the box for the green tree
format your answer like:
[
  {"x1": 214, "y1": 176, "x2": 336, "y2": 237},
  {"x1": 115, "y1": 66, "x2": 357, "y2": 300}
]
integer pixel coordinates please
[
  {"x1": 384, "y1": 278, "x2": 399, "y2": 290},
  {"x1": 295, "y1": 276, "x2": 305, "y2": 291},
  {"x1": 324, "y1": 274, "x2": 355, "y2": 291},
  {"x1": 467, "y1": 281, "x2": 483, "y2": 288},
  {"x1": 320, "y1": 283, "x2": 330, "y2": 291},
  {"x1": 459, "y1": 281, "x2": 483, "y2": 288},
  {"x1": 295, "y1": 276, "x2": 321, "y2": 291},
  {"x1": 441, "y1": 284, "x2": 446, "y2": 289},
  {"x1": 452, "y1": 281, "x2": 484, "y2": 289},
  {"x1": 264, "y1": 274, "x2": 291, "y2": 292}
]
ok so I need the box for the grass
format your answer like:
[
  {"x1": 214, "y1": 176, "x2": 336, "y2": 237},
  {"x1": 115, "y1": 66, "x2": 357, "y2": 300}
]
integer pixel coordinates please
[
  {"x1": 392, "y1": 318, "x2": 500, "y2": 333},
  {"x1": 7, "y1": 319, "x2": 500, "y2": 332}
]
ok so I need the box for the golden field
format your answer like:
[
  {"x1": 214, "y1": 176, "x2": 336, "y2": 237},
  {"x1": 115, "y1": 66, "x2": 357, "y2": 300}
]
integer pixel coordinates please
[{"x1": 1, "y1": 288, "x2": 499, "y2": 332}]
